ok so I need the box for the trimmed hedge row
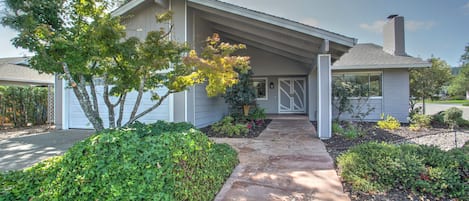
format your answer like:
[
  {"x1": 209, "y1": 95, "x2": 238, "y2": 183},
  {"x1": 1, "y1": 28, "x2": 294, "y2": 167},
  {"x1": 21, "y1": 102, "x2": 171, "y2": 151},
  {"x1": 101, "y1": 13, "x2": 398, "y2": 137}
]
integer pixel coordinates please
[
  {"x1": 0, "y1": 121, "x2": 238, "y2": 200},
  {"x1": 338, "y1": 142, "x2": 468, "y2": 199}
]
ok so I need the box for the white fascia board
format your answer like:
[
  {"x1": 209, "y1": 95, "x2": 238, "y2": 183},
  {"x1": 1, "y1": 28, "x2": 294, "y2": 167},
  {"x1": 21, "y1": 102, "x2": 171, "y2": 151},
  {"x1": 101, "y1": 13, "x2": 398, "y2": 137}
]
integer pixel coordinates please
[
  {"x1": 111, "y1": 0, "x2": 146, "y2": 17},
  {"x1": 188, "y1": 0, "x2": 356, "y2": 47},
  {"x1": 332, "y1": 63, "x2": 430, "y2": 70}
]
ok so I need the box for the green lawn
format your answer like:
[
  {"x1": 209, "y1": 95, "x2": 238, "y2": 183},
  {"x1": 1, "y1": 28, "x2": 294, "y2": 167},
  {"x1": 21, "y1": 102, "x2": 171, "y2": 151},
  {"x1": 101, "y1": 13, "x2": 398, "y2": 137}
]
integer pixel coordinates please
[{"x1": 422, "y1": 99, "x2": 469, "y2": 105}]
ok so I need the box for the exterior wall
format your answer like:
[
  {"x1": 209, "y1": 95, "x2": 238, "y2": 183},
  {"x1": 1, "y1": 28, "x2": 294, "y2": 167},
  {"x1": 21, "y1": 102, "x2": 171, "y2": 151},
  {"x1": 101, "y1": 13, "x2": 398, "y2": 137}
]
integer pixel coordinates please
[
  {"x1": 331, "y1": 68, "x2": 409, "y2": 122},
  {"x1": 383, "y1": 68, "x2": 409, "y2": 122},
  {"x1": 121, "y1": 3, "x2": 168, "y2": 40},
  {"x1": 193, "y1": 84, "x2": 228, "y2": 128},
  {"x1": 255, "y1": 77, "x2": 279, "y2": 114},
  {"x1": 332, "y1": 98, "x2": 383, "y2": 121},
  {"x1": 245, "y1": 46, "x2": 310, "y2": 76},
  {"x1": 54, "y1": 76, "x2": 63, "y2": 129}
]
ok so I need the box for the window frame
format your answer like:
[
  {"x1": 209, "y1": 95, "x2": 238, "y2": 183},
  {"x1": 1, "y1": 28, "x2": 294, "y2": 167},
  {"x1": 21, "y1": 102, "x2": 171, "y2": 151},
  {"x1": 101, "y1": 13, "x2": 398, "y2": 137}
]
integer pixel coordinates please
[
  {"x1": 332, "y1": 71, "x2": 383, "y2": 99},
  {"x1": 252, "y1": 77, "x2": 268, "y2": 101}
]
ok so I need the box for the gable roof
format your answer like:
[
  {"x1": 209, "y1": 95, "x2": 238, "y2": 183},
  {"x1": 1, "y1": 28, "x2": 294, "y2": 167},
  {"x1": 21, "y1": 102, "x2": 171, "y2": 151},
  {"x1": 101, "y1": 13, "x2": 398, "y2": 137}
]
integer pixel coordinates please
[
  {"x1": 332, "y1": 43, "x2": 430, "y2": 70},
  {"x1": 0, "y1": 57, "x2": 54, "y2": 86},
  {"x1": 113, "y1": 0, "x2": 356, "y2": 48}
]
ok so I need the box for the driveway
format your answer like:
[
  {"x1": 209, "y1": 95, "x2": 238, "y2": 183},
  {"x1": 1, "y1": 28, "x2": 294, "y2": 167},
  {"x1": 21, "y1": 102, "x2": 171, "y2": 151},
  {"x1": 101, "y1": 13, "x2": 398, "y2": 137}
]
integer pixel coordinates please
[
  {"x1": 419, "y1": 103, "x2": 469, "y2": 119},
  {"x1": 212, "y1": 115, "x2": 349, "y2": 201},
  {"x1": 0, "y1": 129, "x2": 94, "y2": 171}
]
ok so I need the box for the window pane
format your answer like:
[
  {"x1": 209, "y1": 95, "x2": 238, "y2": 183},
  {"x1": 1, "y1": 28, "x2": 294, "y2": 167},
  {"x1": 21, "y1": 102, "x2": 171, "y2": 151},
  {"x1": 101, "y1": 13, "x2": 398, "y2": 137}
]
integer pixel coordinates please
[
  {"x1": 369, "y1": 74, "x2": 382, "y2": 96},
  {"x1": 253, "y1": 79, "x2": 267, "y2": 99}
]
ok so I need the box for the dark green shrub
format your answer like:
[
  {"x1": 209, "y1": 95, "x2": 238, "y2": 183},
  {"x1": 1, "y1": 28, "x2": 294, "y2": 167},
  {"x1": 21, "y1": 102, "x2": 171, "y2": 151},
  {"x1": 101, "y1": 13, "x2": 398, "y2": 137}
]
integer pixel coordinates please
[
  {"x1": 443, "y1": 107, "x2": 463, "y2": 129},
  {"x1": 224, "y1": 69, "x2": 256, "y2": 116},
  {"x1": 0, "y1": 121, "x2": 238, "y2": 200},
  {"x1": 212, "y1": 116, "x2": 249, "y2": 137},
  {"x1": 332, "y1": 121, "x2": 344, "y2": 134},
  {"x1": 0, "y1": 86, "x2": 49, "y2": 127},
  {"x1": 249, "y1": 107, "x2": 266, "y2": 121},
  {"x1": 338, "y1": 142, "x2": 468, "y2": 199}
]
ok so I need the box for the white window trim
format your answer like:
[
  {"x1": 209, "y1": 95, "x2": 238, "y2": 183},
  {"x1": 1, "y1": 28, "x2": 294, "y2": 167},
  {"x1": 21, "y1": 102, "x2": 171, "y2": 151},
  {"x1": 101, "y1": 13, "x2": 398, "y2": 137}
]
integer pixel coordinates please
[
  {"x1": 332, "y1": 71, "x2": 383, "y2": 98},
  {"x1": 252, "y1": 77, "x2": 268, "y2": 101}
]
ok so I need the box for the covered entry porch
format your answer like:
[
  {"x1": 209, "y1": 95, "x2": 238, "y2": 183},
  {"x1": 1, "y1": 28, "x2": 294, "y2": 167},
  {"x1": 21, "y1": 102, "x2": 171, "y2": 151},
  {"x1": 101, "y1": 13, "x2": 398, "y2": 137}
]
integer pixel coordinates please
[{"x1": 186, "y1": 0, "x2": 356, "y2": 138}]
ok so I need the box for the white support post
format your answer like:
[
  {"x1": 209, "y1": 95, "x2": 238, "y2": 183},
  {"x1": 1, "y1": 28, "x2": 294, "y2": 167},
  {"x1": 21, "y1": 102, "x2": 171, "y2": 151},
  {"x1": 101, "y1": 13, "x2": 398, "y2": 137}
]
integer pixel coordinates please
[{"x1": 317, "y1": 54, "x2": 332, "y2": 139}]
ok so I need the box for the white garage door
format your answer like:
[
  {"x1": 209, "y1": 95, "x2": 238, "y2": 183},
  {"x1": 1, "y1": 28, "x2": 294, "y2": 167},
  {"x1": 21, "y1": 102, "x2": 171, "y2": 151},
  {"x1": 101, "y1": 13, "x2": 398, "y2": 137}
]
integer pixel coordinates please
[{"x1": 67, "y1": 87, "x2": 171, "y2": 129}]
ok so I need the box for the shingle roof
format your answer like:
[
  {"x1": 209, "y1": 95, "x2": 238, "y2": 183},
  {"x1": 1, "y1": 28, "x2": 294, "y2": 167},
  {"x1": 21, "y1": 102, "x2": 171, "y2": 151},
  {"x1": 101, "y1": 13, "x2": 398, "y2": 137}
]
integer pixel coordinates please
[
  {"x1": 0, "y1": 57, "x2": 54, "y2": 86},
  {"x1": 332, "y1": 43, "x2": 430, "y2": 70}
]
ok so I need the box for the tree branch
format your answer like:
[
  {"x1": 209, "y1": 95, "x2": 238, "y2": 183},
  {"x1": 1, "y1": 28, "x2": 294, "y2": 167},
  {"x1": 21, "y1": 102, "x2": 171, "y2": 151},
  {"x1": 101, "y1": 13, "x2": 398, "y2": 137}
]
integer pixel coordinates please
[
  {"x1": 117, "y1": 93, "x2": 127, "y2": 127},
  {"x1": 123, "y1": 90, "x2": 173, "y2": 127},
  {"x1": 129, "y1": 76, "x2": 146, "y2": 121}
]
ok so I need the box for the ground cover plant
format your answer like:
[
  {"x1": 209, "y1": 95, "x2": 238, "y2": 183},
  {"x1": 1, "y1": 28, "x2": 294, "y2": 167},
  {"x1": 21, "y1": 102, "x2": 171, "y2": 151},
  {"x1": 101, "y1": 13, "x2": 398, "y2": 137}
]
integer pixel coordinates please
[
  {"x1": 337, "y1": 142, "x2": 468, "y2": 200},
  {"x1": 0, "y1": 121, "x2": 238, "y2": 201}
]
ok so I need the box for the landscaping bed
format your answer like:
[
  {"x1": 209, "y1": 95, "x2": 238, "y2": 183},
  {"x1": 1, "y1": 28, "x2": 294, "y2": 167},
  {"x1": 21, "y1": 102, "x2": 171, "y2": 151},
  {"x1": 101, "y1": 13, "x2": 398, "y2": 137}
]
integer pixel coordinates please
[
  {"x1": 201, "y1": 119, "x2": 271, "y2": 138},
  {"x1": 0, "y1": 121, "x2": 238, "y2": 201},
  {"x1": 321, "y1": 121, "x2": 469, "y2": 201}
]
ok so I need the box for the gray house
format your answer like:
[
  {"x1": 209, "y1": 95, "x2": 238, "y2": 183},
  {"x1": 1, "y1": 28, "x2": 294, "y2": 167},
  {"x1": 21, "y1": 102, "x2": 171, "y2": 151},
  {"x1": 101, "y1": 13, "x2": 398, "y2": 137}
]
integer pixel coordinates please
[{"x1": 55, "y1": 0, "x2": 429, "y2": 139}]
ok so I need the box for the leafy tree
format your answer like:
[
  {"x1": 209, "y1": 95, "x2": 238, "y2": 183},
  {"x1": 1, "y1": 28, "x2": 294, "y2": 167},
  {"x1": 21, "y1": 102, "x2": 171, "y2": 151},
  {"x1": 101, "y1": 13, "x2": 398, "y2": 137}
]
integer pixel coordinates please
[
  {"x1": 409, "y1": 58, "x2": 451, "y2": 113},
  {"x1": 448, "y1": 44, "x2": 469, "y2": 99},
  {"x1": 223, "y1": 68, "x2": 256, "y2": 117},
  {"x1": 2, "y1": 0, "x2": 249, "y2": 131}
]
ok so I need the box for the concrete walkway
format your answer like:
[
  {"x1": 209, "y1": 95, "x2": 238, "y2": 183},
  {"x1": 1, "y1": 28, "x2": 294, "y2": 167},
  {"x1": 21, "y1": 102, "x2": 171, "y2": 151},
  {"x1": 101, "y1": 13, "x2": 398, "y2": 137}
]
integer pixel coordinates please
[
  {"x1": 0, "y1": 129, "x2": 94, "y2": 171},
  {"x1": 212, "y1": 115, "x2": 349, "y2": 201}
]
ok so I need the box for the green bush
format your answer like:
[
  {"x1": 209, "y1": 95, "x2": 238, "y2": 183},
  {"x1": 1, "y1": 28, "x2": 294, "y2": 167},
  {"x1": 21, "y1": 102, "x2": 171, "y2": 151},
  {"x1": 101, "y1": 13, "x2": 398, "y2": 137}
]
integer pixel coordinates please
[
  {"x1": 332, "y1": 121, "x2": 344, "y2": 134},
  {"x1": 0, "y1": 86, "x2": 49, "y2": 127},
  {"x1": 212, "y1": 116, "x2": 249, "y2": 137},
  {"x1": 337, "y1": 142, "x2": 468, "y2": 199},
  {"x1": 249, "y1": 107, "x2": 266, "y2": 121},
  {"x1": 377, "y1": 114, "x2": 400, "y2": 130},
  {"x1": 443, "y1": 107, "x2": 463, "y2": 129},
  {"x1": 343, "y1": 124, "x2": 365, "y2": 139},
  {"x1": 0, "y1": 121, "x2": 239, "y2": 201},
  {"x1": 409, "y1": 114, "x2": 431, "y2": 131}
]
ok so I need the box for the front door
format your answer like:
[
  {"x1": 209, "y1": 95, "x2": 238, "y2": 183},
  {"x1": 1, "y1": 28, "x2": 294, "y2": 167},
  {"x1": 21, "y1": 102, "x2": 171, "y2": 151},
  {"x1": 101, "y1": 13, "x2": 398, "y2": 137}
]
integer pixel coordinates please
[{"x1": 278, "y1": 78, "x2": 306, "y2": 113}]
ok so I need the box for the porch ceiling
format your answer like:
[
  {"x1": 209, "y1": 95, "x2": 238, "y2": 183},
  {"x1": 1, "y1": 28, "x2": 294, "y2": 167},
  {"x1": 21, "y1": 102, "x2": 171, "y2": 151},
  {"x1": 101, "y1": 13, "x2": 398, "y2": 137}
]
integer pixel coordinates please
[{"x1": 188, "y1": 1, "x2": 355, "y2": 67}]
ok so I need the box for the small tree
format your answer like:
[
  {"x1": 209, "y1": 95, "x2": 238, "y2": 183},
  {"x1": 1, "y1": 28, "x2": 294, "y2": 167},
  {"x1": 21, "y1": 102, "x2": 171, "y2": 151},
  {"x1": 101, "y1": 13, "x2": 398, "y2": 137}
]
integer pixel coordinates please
[
  {"x1": 332, "y1": 77, "x2": 374, "y2": 122},
  {"x1": 410, "y1": 58, "x2": 452, "y2": 113},
  {"x1": 2, "y1": 0, "x2": 249, "y2": 131},
  {"x1": 223, "y1": 69, "x2": 256, "y2": 117}
]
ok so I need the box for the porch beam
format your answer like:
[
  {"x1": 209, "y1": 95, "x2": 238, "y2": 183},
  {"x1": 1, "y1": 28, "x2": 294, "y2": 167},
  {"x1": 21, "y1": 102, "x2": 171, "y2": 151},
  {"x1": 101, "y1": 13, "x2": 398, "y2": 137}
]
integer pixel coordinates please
[
  {"x1": 220, "y1": 32, "x2": 314, "y2": 64},
  {"x1": 320, "y1": 39, "x2": 329, "y2": 53},
  {"x1": 317, "y1": 54, "x2": 332, "y2": 139},
  {"x1": 213, "y1": 26, "x2": 315, "y2": 59},
  {"x1": 197, "y1": 12, "x2": 324, "y2": 47}
]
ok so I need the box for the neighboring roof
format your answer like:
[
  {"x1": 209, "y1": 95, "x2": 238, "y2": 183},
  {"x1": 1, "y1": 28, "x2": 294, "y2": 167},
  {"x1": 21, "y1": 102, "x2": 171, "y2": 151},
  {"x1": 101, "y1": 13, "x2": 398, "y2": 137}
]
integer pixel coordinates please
[
  {"x1": 0, "y1": 57, "x2": 54, "y2": 86},
  {"x1": 113, "y1": 0, "x2": 356, "y2": 47},
  {"x1": 332, "y1": 43, "x2": 430, "y2": 70}
]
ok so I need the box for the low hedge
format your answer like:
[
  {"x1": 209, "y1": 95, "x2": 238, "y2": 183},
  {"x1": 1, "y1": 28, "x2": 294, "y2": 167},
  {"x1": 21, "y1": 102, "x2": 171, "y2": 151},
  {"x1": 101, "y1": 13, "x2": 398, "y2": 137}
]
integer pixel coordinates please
[
  {"x1": 0, "y1": 121, "x2": 238, "y2": 200},
  {"x1": 337, "y1": 142, "x2": 468, "y2": 199}
]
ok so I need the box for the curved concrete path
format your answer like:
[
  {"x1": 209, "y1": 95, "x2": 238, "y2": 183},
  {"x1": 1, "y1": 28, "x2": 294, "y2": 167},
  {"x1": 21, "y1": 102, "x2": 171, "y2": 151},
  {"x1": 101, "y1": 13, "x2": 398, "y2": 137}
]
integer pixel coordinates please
[{"x1": 212, "y1": 115, "x2": 349, "y2": 201}]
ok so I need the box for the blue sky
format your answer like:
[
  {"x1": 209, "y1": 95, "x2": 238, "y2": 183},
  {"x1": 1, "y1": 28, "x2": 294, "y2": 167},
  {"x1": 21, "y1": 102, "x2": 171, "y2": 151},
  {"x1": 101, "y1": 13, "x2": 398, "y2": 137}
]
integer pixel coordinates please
[{"x1": 1, "y1": 0, "x2": 469, "y2": 67}]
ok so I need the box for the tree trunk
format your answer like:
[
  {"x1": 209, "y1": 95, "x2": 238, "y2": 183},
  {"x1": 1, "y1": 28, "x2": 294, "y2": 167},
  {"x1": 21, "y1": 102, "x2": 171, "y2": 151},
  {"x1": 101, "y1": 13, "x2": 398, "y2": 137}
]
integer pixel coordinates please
[
  {"x1": 129, "y1": 78, "x2": 145, "y2": 122},
  {"x1": 422, "y1": 96, "x2": 426, "y2": 115},
  {"x1": 62, "y1": 63, "x2": 104, "y2": 131},
  {"x1": 123, "y1": 90, "x2": 172, "y2": 127},
  {"x1": 117, "y1": 93, "x2": 127, "y2": 128},
  {"x1": 103, "y1": 82, "x2": 116, "y2": 128}
]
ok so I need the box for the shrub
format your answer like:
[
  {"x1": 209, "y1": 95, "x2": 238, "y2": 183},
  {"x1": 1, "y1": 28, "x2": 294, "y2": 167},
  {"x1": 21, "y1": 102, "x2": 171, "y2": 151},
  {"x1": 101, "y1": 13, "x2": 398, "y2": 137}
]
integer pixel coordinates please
[
  {"x1": 0, "y1": 121, "x2": 239, "y2": 201},
  {"x1": 332, "y1": 121, "x2": 344, "y2": 134},
  {"x1": 343, "y1": 124, "x2": 365, "y2": 139},
  {"x1": 443, "y1": 107, "x2": 463, "y2": 129},
  {"x1": 212, "y1": 116, "x2": 249, "y2": 137},
  {"x1": 409, "y1": 114, "x2": 431, "y2": 131},
  {"x1": 377, "y1": 114, "x2": 400, "y2": 130},
  {"x1": 337, "y1": 142, "x2": 468, "y2": 199},
  {"x1": 249, "y1": 107, "x2": 266, "y2": 121}
]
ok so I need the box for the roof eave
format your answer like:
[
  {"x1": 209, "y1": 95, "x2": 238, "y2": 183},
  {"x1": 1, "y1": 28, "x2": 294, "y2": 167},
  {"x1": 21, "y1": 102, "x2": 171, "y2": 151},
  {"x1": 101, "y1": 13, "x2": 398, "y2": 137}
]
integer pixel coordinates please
[
  {"x1": 188, "y1": 0, "x2": 356, "y2": 47},
  {"x1": 332, "y1": 63, "x2": 431, "y2": 70},
  {"x1": 111, "y1": 0, "x2": 146, "y2": 17}
]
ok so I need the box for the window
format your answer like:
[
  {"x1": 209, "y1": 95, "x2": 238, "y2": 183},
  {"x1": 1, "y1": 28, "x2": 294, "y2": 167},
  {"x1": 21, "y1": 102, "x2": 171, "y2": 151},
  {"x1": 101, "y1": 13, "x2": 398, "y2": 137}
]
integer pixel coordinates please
[
  {"x1": 252, "y1": 78, "x2": 268, "y2": 100},
  {"x1": 332, "y1": 72, "x2": 382, "y2": 97}
]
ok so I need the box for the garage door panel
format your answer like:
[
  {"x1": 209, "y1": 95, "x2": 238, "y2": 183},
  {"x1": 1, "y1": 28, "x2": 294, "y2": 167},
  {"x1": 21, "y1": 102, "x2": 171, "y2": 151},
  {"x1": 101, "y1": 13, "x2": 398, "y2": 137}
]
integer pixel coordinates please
[{"x1": 67, "y1": 86, "x2": 170, "y2": 129}]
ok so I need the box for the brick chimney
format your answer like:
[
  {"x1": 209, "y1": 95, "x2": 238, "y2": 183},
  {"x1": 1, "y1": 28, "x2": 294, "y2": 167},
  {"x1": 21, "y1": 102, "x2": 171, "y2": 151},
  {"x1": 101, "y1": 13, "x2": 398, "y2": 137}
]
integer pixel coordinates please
[{"x1": 383, "y1": 15, "x2": 406, "y2": 56}]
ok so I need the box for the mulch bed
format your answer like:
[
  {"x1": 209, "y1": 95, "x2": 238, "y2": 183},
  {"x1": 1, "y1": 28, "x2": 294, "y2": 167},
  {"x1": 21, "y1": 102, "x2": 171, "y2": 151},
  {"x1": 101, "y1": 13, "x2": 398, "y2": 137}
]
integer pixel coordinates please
[
  {"x1": 317, "y1": 121, "x2": 463, "y2": 201},
  {"x1": 200, "y1": 119, "x2": 272, "y2": 138}
]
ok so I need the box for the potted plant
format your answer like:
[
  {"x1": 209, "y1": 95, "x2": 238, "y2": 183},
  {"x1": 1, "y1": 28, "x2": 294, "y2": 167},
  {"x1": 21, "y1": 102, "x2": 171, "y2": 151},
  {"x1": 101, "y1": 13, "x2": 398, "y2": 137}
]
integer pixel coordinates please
[{"x1": 224, "y1": 68, "x2": 256, "y2": 117}]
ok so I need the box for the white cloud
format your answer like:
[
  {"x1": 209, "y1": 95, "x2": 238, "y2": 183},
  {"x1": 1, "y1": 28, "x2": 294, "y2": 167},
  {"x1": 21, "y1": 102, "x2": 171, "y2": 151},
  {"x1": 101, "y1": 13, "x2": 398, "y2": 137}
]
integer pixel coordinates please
[
  {"x1": 300, "y1": 17, "x2": 319, "y2": 27},
  {"x1": 359, "y1": 20, "x2": 386, "y2": 33},
  {"x1": 464, "y1": 2, "x2": 469, "y2": 14},
  {"x1": 360, "y1": 19, "x2": 434, "y2": 33},
  {"x1": 406, "y1": 20, "x2": 435, "y2": 32}
]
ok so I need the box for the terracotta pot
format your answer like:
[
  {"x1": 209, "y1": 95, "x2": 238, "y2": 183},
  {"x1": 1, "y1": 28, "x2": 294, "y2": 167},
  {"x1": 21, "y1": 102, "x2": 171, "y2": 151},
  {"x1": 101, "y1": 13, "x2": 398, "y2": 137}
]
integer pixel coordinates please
[{"x1": 243, "y1": 105, "x2": 250, "y2": 116}]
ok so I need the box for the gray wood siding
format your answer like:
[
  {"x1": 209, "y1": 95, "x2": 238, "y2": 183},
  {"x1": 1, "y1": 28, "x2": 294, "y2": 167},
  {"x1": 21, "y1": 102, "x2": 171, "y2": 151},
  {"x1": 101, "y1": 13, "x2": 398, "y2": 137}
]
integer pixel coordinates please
[
  {"x1": 332, "y1": 98, "x2": 383, "y2": 121},
  {"x1": 121, "y1": 3, "x2": 168, "y2": 40},
  {"x1": 193, "y1": 84, "x2": 228, "y2": 128},
  {"x1": 256, "y1": 77, "x2": 278, "y2": 114},
  {"x1": 383, "y1": 69, "x2": 410, "y2": 122}
]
